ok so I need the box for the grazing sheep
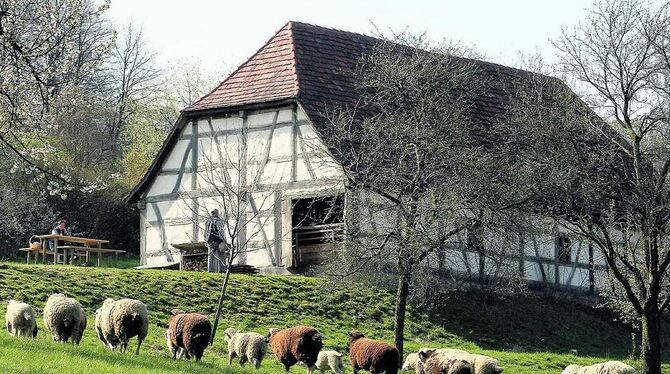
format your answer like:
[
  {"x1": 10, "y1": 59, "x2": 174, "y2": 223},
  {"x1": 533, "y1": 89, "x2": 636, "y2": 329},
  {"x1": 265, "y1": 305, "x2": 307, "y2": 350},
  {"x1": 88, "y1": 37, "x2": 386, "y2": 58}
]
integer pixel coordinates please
[
  {"x1": 347, "y1": 330, "x2": 400, "y2": 374},
  {"x1": 43, "y1": 293, "x2": 86, "y2": 344},
  {"x1": 74, "y1": 308, "x2": 87, "y2": 345},
  {"x1": 268, "y1": 325, "x2": 323, "y2": 372},
  {"x1": 5, "y1": 300, "x2": 37, "y2": 338},
  {"x1": 165, "y1": 309, "x2": 212, "y2": 361},
  {"x1": 224, "y1": 327, "x2": 268, "y2": 369},
  {"x1": 418, "y1": 348, "x2": 501, "y2": 374},
  {"x1": 94, "y1": 298, "x2": 149, "y2": 354},
  {"x1": 561, "y1": 361, "x2": 637, "y2": 374},
  {"x1": 418, "y1": 349, "x2": 472, "y2": 374},
  {"x1": 311, "y1": 350, "x2": 345, "y2": 374},
  {"x1": 402, "y1": 353, "x2": 420, "y2": 372}
]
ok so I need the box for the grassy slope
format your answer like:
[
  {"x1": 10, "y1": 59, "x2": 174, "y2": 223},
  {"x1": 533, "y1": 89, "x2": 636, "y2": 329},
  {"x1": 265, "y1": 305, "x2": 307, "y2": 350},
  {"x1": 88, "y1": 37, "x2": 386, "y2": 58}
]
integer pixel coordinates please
[{"x1": 0, "y1": 263, "x2": 666, "y2": 374}]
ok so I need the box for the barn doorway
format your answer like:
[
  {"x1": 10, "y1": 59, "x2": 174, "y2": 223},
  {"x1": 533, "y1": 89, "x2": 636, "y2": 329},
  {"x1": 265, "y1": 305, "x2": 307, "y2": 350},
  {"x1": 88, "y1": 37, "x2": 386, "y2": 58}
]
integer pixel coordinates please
[{"x1": 291, "y1": 195, "x2": 345, "y2": 267}]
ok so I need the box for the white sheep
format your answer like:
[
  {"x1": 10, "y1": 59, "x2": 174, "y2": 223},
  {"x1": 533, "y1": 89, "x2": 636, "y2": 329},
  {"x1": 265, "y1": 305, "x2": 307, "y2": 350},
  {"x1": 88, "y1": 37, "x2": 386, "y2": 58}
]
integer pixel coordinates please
[
  {"x1": 403, "y1": 353, "x2": 420, "y2": 372},
  {"x1": 419, "y1": 348, "x2": 502, "y2": 374},
  {"x1": 5, "y1": 300, "x2": 37, "y2": 338},
  {"x1": 310, "y1": 350, "x2": 345, "y2": 374},
  {"x1": 224, "y1": 327, "x2": 268, "y2": 369},
  {"x1": 43, "y1": 293, "x2": 86, "y2": 344},
  {"x1": 94, "y1": 298, "x2": 149, "y2": 354},
  {"x1": 419, "y1": 348, "x2": 473, "y2": 374},
  {"x1": 561, "y1": 361, "x2": 637, "y2": 374}
]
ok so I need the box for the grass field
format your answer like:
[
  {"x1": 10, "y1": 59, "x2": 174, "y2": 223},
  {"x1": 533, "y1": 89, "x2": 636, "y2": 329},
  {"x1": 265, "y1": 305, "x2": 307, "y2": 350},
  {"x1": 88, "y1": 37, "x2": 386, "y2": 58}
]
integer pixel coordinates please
[{"x1": 0, "y1": 262, "x2": 667, "y2": 373}]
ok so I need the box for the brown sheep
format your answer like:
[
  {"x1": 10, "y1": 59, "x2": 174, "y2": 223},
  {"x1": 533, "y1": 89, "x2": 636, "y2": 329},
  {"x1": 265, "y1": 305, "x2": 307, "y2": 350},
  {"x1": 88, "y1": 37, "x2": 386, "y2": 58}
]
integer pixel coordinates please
[
  {"x1": 268, "y1": 325, "x2": 323, "y2": 372},
  {"x1": 348, "y1": 330, "x2": 400, "y2": 374},
  {"x1": 164, "y1": 309, "x2": 212, "y2": 361}
]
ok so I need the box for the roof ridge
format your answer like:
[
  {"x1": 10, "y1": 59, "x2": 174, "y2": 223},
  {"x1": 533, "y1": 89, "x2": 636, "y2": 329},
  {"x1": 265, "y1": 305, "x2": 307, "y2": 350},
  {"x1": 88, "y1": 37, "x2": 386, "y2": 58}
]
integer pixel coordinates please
[
  {"x1": 288, "y1": 20, "x2": 557, "y2": 82},
  {"x1": 185, "y1": 21, "x2": 297, "y2": 112},
  {"x1": 288, "y1": 20, "x2": 381, "y2": 43},
  {"x1": 286, "y1": 21, "x2": 300, "y2": 100}
]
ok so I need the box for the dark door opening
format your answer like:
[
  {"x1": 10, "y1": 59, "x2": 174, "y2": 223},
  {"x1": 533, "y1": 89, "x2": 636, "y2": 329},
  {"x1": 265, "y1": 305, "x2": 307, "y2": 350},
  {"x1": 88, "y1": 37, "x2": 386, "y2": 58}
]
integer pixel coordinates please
[{"x1": 291, "y1": 195, "x2": 344, "y2": 267}]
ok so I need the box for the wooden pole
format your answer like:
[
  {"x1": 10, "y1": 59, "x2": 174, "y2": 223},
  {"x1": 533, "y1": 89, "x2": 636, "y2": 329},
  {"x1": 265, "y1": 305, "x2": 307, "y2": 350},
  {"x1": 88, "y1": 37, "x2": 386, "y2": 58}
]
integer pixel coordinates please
[
  {"x1": 42, "y1": 239, "x2": 47, "y2": 264},
  {"x1": 210, "y1": 250, "x2": 233, "y2": 345}
]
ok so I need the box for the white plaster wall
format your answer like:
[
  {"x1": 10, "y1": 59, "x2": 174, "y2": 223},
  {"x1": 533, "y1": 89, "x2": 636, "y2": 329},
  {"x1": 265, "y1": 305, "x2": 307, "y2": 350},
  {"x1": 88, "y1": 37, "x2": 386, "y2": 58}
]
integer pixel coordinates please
[
  {"x1": 140, "y1": 106, "x2": 346, "y2": 268},
  {"x1": 163, "y1": 140, "x2": 192, "y2": 170}
]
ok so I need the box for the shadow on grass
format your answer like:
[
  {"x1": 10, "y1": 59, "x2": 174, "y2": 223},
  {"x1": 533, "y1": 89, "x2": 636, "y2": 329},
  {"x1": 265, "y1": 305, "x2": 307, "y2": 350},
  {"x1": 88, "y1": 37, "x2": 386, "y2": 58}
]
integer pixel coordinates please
[{"x1": 418, "y1": 287, "x2": 670, "y2": 359}]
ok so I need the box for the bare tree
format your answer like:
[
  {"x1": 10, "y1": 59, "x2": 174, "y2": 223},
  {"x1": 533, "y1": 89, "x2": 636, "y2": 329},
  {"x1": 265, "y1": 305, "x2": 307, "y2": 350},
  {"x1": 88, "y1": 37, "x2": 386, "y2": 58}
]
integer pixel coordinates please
[
  {"x1": 157, "y1": 59, "x2": 227, "y2": 129},
  {"x1": 319, "y1": 32, "x2": 528, "y2": 357},
  {"x1": 108, "y1": 23, "x2": 161, "y2": 150},
  {"x1": 180, "y1": 127, "x2": 279, "y2": 344},
  {"x1": 499, "y1": 2, "x2": 670, "y2": 372}
]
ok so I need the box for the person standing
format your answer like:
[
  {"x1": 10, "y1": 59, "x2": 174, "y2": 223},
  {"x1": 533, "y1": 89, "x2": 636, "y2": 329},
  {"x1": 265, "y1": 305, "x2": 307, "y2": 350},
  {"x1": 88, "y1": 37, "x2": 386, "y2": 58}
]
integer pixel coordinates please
[{"x1": 204, "y1": 209, "x2": 227, "y2": 272}]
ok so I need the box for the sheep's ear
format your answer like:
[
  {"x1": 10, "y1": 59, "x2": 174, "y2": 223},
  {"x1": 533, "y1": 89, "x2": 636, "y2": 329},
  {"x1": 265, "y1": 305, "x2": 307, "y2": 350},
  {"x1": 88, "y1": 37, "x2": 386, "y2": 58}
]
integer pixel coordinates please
[
  {"x1": 418, "y1": 349, "x2": 435, "y2": 363},
  {"x1": 494, "y1": 368, "x2": 503, "y2": 373}
]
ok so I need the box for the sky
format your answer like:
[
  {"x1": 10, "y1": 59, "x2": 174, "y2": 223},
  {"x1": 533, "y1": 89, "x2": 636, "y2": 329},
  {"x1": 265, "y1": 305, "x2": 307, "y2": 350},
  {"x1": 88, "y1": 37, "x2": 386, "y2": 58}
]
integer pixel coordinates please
[{"x1": 106, "y1": 0, "x2": 592, "y2": 76}]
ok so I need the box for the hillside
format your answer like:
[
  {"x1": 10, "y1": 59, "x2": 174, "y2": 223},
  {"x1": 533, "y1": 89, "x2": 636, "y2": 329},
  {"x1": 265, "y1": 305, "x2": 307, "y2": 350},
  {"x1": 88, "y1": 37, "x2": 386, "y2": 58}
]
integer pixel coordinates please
[{"x1": 0, "y1": 263, "x2": 666, "y2": 373}]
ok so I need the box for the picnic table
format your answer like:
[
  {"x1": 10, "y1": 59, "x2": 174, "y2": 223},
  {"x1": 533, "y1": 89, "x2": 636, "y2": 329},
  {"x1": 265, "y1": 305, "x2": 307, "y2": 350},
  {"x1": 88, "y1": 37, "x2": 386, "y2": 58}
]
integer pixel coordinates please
[{"x1": 19, "y1": 234, "x2": 125, "y2": 266}]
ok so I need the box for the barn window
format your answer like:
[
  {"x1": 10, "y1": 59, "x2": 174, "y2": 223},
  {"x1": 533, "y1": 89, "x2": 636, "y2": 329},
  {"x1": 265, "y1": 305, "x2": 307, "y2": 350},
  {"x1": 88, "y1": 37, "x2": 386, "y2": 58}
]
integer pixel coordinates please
[
  {"x1": 557, "y1": 235, "x2": 572, "y2": 263},
  {"x1": 291, "y1": 195, "x2": 345, "y2": 267}
]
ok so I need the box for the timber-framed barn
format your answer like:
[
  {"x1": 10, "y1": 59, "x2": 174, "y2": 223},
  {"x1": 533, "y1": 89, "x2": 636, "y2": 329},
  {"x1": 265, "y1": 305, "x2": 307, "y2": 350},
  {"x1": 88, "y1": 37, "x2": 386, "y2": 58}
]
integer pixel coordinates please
[{"x1": 126, "y1": 21, "x2": 606, "y2": 289}]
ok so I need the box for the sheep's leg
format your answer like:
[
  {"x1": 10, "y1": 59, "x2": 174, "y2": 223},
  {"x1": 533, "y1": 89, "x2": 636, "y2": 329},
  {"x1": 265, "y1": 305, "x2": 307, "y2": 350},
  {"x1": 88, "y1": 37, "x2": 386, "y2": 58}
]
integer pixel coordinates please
[
  {"x1": 5, "y1": 321, "x2": 11, "y2": 334},
  {"x1": 168, "y1": 345, "x2": 177, "y2": 359},
  {"x1": 189, "y1": 349, "x2": 198, "y2": 361},
  {"x1": 252, "y1": 357, "x2": 261, "y2": 369},
  {"x1": 96, "y1": 327, "x2": 109, "y2": 348},
  {"x1": 135, "y1": 338, "x2": 143, "y2": 355},
  {"x1": 193, "y1": 349, "x2": 204, "y2": 361},
  {"x1": 239, "y1": 355, "x2": 247, "y2": 366}
]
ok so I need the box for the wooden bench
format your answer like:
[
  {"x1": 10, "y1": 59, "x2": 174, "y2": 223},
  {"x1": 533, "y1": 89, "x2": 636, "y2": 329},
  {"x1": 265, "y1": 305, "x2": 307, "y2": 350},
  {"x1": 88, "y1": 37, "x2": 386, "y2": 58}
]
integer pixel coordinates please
[
  {"x1": 58, "y1": 246, "x2": 124, "y2": 266},
  {"x1": 20, "y1": 245, "x2": 124, "y2": 266},
  {"x1": 20, "y1": 248, "x2": 59, "y2": 264}
]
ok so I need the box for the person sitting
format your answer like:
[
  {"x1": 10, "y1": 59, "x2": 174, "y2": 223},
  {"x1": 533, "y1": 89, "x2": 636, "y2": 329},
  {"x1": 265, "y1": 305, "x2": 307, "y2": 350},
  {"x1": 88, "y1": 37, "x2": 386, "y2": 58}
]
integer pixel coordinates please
[{"x1": 49, "y1": 219, "x2": 68, "y2": 251}]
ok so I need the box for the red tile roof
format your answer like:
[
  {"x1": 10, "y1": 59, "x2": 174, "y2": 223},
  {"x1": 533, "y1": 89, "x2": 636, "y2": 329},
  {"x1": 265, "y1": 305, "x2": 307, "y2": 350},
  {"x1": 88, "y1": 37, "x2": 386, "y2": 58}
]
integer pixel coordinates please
[
  {"x1": 185, "y1": 22, "x2": 299, "y2": 111},
  {"x1": 185, "y1": 21, "x2": 380, "y2": 114},
  {"x1": 184, "y1": 21, "x2": 557, "y2": 129}
]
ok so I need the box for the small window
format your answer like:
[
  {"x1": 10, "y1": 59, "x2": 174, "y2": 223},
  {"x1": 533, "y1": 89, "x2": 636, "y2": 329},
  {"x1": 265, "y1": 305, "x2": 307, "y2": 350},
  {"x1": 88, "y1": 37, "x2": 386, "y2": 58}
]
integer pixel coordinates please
[{"x1": 557, "y1": 235, "x2": 572, "y2": 263}]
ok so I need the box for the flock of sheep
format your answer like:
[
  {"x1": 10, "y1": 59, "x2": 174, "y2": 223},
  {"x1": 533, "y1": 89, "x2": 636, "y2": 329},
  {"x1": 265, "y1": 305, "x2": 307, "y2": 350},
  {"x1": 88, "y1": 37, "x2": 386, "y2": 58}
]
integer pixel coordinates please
[{"x1": 4, "y1": 295, "x2": 640, "y2": 374}]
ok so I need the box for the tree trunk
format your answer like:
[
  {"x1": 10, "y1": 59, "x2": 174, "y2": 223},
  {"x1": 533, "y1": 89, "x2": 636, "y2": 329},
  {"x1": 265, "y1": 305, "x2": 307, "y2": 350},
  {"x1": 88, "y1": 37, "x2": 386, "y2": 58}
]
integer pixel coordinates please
[
  {"x1": 640, "y1": 304, "x2": 662, "y2": 374},
  {"x1": 209, "y1": 261, "x2": 232, "y2": 345},
  {"x1": 393, "y1": 273, "x2": 410, "y2": 359}
]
